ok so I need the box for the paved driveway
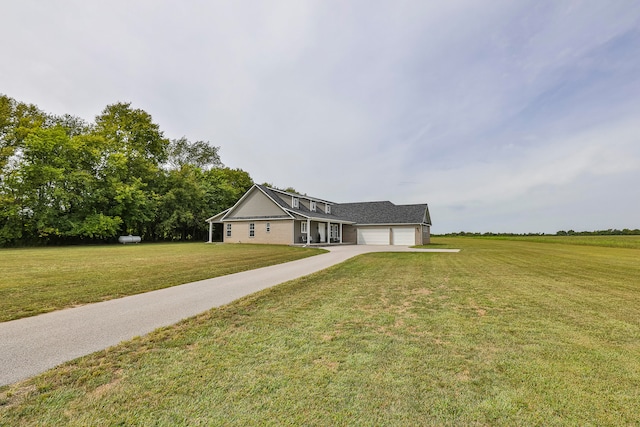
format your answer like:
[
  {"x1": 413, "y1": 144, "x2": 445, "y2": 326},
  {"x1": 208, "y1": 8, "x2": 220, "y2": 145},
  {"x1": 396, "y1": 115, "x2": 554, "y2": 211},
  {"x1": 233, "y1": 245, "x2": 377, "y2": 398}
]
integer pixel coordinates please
[{"x1": 0, "y1": 245, "x2": 458, "y2": 386}]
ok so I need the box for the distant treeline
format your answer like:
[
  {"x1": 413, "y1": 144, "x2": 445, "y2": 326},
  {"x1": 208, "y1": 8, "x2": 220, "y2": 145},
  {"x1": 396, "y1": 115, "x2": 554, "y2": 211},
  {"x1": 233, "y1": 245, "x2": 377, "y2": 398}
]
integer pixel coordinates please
[
  {"x1": 437, "y1": 229, "x2": 640, "y2": 237},
  {"x1": 0, "y1": 94, "x2": 253, "y2": 246}
]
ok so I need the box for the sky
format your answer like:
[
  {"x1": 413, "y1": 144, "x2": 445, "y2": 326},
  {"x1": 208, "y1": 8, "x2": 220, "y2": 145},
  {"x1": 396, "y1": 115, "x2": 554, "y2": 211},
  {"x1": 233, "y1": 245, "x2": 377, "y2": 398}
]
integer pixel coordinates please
[{"x1": 2, "y1": 1, "x2": 639, "y2": 234}]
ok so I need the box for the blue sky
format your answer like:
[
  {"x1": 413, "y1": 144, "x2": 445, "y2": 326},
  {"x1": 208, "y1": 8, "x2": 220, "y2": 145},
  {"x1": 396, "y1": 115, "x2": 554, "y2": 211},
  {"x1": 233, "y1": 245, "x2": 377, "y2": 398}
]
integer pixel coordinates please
[{"x1": 2, "y1": 1, "x2": 639, "y2": 233}]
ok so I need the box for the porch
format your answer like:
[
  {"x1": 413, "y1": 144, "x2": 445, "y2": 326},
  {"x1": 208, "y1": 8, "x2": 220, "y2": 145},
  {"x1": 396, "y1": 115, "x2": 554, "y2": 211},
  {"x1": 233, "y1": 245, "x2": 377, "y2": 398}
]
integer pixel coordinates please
[{"x1": 294, "y1": 220, "x2": 356, "y2": 245}]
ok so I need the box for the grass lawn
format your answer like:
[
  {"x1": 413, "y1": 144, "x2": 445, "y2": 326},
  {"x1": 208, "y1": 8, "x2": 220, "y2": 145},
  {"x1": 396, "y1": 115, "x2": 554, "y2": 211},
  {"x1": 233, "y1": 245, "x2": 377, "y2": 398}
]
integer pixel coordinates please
[
  {"x1": 441, "y1": 234, "x2": 640, "y2": 249},
  {"x1": 0, "y1": 243, "x2": 324, "y2": 322},
  {"x1": 1, "y1": 237, "x2": 640, "y2": 425}
]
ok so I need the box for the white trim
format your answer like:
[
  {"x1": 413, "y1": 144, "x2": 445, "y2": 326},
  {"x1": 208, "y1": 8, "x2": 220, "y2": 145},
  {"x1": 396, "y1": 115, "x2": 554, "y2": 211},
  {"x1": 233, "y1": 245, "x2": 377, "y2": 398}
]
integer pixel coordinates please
[
  {"x1": 325, "y1": 204, "x2": 331, "y2": 214},
  {"x1": 223, "y1": 217, "x2": 292, "y2": 222},
  {"x1": 266, "y1": 186, "x2": 335, "y2": 205},
  {"x1": 220, "y1": 184, "x2": 296, "y2": 222},
  {"x1": 249, "y1": 223, "x2": 255, "y2": 237},
  {"x1": 355, "y1": 223, "x2": 425, "y2": 227},
  {"x1": 310, "y1": 200, "x2": 316, "y2": 211},
  {"x1": 206, "y1": 208, "x2": 231, "y2": 223},
  {"x1": 282, "y1": 208, "x2": 354, "y2": 224},
  {"x1": 292, "y1": 197, "x2": 299, "y2": 208},
  {"x1": 301, "y1": 222, "x2": 308, "y2": 233}
]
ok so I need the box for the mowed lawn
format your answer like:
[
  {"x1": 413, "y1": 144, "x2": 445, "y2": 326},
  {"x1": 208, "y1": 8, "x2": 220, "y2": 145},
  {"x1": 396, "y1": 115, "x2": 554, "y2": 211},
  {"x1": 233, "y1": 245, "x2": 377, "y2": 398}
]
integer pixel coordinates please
[
  {"x1": 470, "y1": 234, "x2": 640, "y2": 249},
  {"x1": 0, "y1": 243, "x2": 324, "y2": 322},
  {"x1": 2, "y1": 237, "x2": 640, "y2": 425}
]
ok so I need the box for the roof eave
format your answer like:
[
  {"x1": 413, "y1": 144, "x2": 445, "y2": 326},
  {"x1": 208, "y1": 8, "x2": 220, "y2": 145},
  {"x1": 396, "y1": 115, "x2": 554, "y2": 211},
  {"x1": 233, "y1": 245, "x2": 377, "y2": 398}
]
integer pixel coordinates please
[
  {"x1": 206, "y1": 208, "x2": 231, "y2": 223},
  {"x1": 354, "y1": 222, "x2": 426, "y2": 226}
]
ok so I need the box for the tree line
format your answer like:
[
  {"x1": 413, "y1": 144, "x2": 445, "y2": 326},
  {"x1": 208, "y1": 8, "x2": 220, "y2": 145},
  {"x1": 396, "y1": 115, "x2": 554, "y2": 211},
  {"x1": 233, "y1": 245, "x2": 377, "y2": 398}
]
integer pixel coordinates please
[
  {"x1": 0, "y1": 94, "x2": 253, "y2": 246},
  {"x1": 438, "y1": 229, "x2": 640, "y2": 237}
]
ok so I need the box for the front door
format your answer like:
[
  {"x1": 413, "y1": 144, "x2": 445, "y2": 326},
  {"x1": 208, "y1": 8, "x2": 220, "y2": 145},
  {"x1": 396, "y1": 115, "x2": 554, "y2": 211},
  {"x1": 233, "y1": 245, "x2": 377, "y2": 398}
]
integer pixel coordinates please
[{"x1": 317, "y1": 223, "x2": 326, "y2": 243}]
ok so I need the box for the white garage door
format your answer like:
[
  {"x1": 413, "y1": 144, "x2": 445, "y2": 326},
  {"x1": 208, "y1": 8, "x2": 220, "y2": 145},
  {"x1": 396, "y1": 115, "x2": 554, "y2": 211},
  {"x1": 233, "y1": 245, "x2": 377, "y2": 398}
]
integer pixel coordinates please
[
  {"x1": 392, "y1": 227, "x2": 416, "y2": 245},
  {"x1": 357, "y1": 228, "x2": 390, "y2": 245}
]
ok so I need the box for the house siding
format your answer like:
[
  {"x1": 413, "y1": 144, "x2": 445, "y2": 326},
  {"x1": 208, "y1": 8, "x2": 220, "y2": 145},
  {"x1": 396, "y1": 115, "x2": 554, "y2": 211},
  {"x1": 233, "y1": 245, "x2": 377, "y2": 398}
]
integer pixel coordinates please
[
  {"x1": 423, "y1": 225, "x2": 431, "y2": 245},
  {"x1": 342, "y1": 224, "x2": 357, "y2": 244},
  {"x1": 227, "y1": 189, "x2": 285, "y2": 219},
  {"x1": 224, "y1": 220, "x2": 293, "y2": 244}
]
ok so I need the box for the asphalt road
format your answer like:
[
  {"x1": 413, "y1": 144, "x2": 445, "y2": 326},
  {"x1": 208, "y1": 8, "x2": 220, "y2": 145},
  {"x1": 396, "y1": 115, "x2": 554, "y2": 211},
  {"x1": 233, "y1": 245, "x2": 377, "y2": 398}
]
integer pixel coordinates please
[{"x1": 0, "y1": 245, "x2": 459, "y2": 386}]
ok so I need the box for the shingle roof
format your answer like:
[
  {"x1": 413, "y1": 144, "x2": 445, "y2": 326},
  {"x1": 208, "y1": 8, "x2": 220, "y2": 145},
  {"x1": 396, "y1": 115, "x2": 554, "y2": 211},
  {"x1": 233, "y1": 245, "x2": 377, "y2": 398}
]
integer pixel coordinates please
[
  {"x1": 257, "y1": 184, "x2": 346, "y2": 222},
  {"x1": 256, "y1": 184, "x2": 430, "y2": 225},
  {"x1": 333, "y1": 201, "x2": 430, "y2": 225}
]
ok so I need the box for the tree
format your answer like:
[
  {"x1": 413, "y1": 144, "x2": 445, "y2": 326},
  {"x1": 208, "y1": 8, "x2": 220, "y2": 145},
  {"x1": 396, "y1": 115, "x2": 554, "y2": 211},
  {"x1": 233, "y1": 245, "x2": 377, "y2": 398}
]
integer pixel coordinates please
[
  {"x1": 0, "y1": 95, "x2": 50, "y2": 183},
  {"x1": 166, "y1": 137, "x2": 222, "y2": 170},
  {"x1": 1, "y1": 127, "x2": 124, "y2": 244},
  {"x1": 92, "y1": 103, "x2": 169, "y2": 236},
  {"x1": 0, "y1": 95, "x2": 257, "y2": 246},
  {"x1": 208, "y1": 168, "x2": 253, "y2": 210}
]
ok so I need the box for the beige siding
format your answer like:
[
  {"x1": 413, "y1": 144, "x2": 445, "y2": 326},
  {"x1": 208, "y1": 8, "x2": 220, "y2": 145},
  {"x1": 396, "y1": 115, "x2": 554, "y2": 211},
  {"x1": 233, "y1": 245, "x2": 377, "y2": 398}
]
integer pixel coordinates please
[
  {"x1": 223, "y1": 220, "x2": 294, "y2": 244},
  {"x1": 423, "y1": 225, "x2": 431, "y2": 244},
  {"x1": 415, "y1": 226, "x2": 422, "y2": 246},
  {"x1": 227, "y1": 189, "x2": 285, "y2": 218},
  {"x1": 342, "y1": 225, "x2": 357, "y2": 243},
  {"x1": 276, "y1": 193, "x2": 292, "y2": 207}
]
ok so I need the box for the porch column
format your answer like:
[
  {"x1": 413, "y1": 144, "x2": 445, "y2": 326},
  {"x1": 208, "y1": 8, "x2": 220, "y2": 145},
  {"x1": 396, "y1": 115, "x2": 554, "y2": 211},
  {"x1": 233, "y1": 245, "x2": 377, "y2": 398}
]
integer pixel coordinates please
[
  {"x1": 307, "y1": 218, "x2": 311, "y2": 243},
  {"x1": 327, "y1": 221, "x2": 331, "y2": 243},
  {"x1": 340, "y1": 223, "x2": 343, "y2": 244},
  {"x1": 207, "y1": 221, "x2": 213, "y2": 243}
]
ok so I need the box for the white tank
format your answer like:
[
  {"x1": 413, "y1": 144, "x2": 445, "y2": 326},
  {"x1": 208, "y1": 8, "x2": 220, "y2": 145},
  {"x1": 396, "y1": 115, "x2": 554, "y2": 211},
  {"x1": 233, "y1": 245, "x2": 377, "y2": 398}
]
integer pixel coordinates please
[{"x1": 118, "y1": 235, "x2": 142, "y2": 244}]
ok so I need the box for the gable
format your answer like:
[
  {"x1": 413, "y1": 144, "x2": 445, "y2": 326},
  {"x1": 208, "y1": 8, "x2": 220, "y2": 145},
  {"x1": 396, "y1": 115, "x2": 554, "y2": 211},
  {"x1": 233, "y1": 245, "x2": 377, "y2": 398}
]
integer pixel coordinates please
[{"x1": 225, "y1": 187, "x2": 289, "y2": 219}]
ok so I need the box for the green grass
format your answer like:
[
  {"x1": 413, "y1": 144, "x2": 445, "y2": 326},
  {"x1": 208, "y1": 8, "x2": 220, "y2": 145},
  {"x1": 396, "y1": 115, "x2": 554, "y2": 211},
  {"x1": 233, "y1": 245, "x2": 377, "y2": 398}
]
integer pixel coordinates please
[
  {"x1": 0, "y1": 243, "x2": 324, "y2": 322},
  {"x1": 447, "y1": 234, "x2": 640, "y2": 249},
  {"x1": 1, "y1": 238, "x2": 640, "y2": 425}
]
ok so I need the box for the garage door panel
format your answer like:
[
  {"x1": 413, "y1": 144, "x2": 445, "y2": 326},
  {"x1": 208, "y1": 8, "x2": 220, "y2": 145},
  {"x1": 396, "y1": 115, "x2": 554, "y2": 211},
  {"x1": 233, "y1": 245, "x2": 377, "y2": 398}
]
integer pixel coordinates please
[
  {"x1": 357, "y1": 228, "x2": 389, "y2": 245},
  {"x1": 392, "y1": 227, "x2": 415, "y2": 245}
]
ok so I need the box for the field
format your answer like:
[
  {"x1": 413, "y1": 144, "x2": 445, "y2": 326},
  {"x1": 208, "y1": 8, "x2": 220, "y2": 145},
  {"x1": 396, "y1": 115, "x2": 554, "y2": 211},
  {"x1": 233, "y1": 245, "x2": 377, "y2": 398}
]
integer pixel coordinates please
[
  {"x1": 1, "y1": 237, "x2": 639, "y2": 425},
  {"x1": 467, "y1": 234, "x2": 640, "y2": 249},
  {"x1": 0, "y1": 243, "x2": 323, "y2": 322}
]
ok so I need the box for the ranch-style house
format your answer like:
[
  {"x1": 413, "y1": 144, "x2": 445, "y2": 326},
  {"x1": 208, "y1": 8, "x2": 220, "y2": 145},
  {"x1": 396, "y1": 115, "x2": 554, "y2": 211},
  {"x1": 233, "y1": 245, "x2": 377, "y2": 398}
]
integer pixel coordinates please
[{"x1": 206, "y1": 184, "x2": 431, "y2": 246}]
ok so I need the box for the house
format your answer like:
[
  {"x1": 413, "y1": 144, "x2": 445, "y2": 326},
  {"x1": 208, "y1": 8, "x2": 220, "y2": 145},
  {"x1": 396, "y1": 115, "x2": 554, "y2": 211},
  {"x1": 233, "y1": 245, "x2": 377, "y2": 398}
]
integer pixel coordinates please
[{"x1": 206, "y1": 184, "x2": 431, "y2": 246}]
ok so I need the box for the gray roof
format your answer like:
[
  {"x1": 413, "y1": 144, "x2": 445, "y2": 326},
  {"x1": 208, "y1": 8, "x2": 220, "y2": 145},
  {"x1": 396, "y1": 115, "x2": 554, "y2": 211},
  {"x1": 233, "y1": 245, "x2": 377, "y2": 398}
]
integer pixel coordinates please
[
  {"x1": 257, "y1": 184, "x2": 345, "y2": 222},
  {"x1": 333, "y1": 201, "x2": 431, "y2": 225},
  {"x1": 256, "y1": 184, "x2": 430, "y2": 225}
]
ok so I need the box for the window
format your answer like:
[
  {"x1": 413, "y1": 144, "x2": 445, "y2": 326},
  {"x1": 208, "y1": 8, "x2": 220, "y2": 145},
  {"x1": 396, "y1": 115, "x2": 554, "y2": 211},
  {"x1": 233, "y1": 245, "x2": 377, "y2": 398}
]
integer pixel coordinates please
[
  {"x1": 325, "y1": 204, "x2": 331, "y2": 214},
  {"x1": 266, "y1": 222, "x2": 271, "y2": 233},
  {"x1": 331, "y1": 224, "x2": 339, "y2": 239},
  {"x1": 292, "y1": 197, "x2": 299, "y2": 208},
  {"x1": 249, "y1": 223, "x2": 255, "y2": 237},
  {"x1": 301, "y1": 222, "x2": 307, "y2": 233},
  {"x1": 310, "y1": 201, "x2": 316, "y2": 211},
  {"x1": 226, "y1": 223, "x2": 232, "y2": 237}
]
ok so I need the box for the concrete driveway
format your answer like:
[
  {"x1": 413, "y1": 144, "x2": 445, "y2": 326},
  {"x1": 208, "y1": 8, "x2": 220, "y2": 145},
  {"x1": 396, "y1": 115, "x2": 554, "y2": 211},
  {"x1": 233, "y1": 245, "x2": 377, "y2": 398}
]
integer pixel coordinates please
[{"x1": 0, "y1": 245, "x2": 459, "y2": 386}]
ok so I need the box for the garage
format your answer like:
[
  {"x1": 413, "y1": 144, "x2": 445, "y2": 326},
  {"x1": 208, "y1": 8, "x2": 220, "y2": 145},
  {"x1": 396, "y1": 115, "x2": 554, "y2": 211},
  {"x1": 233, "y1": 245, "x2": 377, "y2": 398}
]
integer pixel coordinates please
[
  {"x1": 391, "y1": 227, "x2": 416, "y2": 245},
  {"x1": 357, "y1": 228, "x2": 390, "y2": 245}
]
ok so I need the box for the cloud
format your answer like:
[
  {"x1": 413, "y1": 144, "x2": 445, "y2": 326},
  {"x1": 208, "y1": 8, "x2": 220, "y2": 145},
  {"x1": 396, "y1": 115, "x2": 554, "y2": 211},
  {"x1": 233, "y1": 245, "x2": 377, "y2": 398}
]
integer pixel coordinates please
[
  {"x1": 2, "y1": 1, "x2": 639, "y2": 233},
  {"x1": 417, "y1": 115, "x2": 640, "y2": 201}
]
